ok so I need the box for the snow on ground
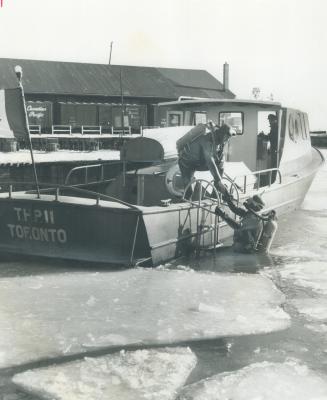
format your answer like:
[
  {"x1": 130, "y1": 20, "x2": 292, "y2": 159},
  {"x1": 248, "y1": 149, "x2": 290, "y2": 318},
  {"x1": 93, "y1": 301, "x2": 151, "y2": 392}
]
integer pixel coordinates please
[
  {"x1": 0, "y1": 149, "x2": 120, "y2": 164},
  {"x1": 13, "y1": 347, "x2": 196, "y2": 400},
  {"x1": 0, "y1": 268, "x2": 290, "y2": 368},
  {"x1": 177, "y1": 360, "x2": 327, "y2": 400}
]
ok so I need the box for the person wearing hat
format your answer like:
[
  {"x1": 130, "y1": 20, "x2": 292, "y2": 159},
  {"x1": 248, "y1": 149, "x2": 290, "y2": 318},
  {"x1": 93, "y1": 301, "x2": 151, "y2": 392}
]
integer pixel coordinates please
[
  {"x1": 177, "y1": 122, "x2": 234, "y2": 199},
  {"x1": 215, "y1": 194, "x2": 267, "y2": 253}
]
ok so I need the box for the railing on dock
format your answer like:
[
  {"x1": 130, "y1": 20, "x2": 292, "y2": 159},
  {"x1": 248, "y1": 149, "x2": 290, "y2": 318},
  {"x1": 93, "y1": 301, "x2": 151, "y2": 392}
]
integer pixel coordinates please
[
  {"x1": 29, "y1": 124, "x2": 41, "y2": 133},
  {"x1": 51, "y1": 125, "x2": 72, "y2": 135},
  {"x1": 29, "y1": 125, "x2": 165, "y2": 136}
]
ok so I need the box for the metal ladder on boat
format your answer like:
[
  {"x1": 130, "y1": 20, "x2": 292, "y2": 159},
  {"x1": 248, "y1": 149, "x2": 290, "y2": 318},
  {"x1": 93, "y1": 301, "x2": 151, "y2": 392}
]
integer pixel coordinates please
[{"x1": 182, "y1": 177, "x2": 240, "y2": 253}]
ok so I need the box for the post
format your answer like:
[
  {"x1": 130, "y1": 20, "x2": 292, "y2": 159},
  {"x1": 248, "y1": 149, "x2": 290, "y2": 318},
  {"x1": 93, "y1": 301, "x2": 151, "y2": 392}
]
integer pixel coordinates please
[
  {"x1": 14, "y1": 65, "x2": 41, "y2": 198},
  {"x1": 120, "y1": 68, "x2": 125, "y2": 136}
]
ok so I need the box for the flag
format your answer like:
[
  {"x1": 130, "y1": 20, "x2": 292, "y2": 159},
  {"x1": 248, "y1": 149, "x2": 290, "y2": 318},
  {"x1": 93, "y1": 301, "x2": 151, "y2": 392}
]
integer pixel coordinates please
[{"x1": 0, "y1": 88, "x2": 29, "y2": 140}]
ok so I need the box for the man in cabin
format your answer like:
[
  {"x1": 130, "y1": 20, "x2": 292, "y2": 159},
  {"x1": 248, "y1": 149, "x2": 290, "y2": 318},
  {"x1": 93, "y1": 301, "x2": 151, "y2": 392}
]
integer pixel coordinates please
[
  {"x1": 215, "y1": 195, "x2": 266, "y2": 253},
  {"x1": 177, "y1": 122, "x2": 234, "y2": 199},
  {"x1": 267, "y1": 113, "x2": 278, "y2": 155}
]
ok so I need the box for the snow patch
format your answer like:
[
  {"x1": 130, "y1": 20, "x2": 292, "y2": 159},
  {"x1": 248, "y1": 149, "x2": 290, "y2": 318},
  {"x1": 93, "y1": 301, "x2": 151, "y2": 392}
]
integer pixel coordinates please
[
  {"x1": 13, "y1": 347, "x2": 196, "y2": 400},
  {"x1": 178, "y1": 360, "x2": 327, "y2": 400}
]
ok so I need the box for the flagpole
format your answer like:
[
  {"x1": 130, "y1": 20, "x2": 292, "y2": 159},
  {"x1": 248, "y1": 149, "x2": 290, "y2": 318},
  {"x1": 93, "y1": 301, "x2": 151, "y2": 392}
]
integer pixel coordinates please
[{"x1": 14, "y1": 65, "x2": 41, "y2": 198}]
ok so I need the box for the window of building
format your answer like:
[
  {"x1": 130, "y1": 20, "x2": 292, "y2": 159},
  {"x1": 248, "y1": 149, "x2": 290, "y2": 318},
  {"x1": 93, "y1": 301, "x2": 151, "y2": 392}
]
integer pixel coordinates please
[
  {"x1": 193, "y1": 112, "x2": 207, "y2": 125},
  {"x1": 167, "y1": 111, "x2": 183, "y2": 127},
  {"x1": 219, "y1": 112, "x2": 243, "y2": 134}
]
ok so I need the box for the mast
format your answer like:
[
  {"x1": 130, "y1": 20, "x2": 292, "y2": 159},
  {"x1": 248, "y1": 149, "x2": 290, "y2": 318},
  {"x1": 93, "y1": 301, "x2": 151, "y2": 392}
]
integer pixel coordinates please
[
  {"x1": 14, "y1": 65, "x2": 41, "y2": 198},
  {"x1": 119, "y1": 68, "x2": 125, "y2": 136}
]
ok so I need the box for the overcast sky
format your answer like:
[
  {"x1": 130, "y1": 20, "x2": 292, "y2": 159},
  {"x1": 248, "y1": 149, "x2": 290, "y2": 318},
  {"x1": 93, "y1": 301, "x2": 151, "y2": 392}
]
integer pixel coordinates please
[{"x1": 0, "y1": 0, "x2": 326, "y2": 129}]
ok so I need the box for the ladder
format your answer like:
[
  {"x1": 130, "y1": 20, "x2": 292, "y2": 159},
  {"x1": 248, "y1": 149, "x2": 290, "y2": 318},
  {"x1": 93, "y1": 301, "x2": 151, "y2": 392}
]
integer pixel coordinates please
[{"x1": 182, "y1": 177, "x2": 240, "y2": 253}]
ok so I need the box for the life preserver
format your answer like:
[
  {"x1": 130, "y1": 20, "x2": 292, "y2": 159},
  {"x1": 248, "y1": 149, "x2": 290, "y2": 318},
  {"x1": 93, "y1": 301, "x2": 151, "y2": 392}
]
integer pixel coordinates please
[{"x1": 165, "y1": 163, "x2": 184, "y2": 197}]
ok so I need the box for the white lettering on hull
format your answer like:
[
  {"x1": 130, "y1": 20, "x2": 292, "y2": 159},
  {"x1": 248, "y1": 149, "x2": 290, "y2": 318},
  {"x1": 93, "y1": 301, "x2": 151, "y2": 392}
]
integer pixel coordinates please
[
  {"x1": 7, "y1": 224, "x2": 67, "y2": 243},
  {"x1": 7, "y1": 207, "x2": 67, "y2": 244}
]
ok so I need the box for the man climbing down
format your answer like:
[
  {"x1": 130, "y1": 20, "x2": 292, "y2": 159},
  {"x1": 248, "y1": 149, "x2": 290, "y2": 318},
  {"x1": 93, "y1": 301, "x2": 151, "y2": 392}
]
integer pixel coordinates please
[
  {"x1": 215, "y1": 195, "x2": 277, "y2": 253},
  {"x1": 177, "y1": 122, "x2": 234, "y2": 199}
]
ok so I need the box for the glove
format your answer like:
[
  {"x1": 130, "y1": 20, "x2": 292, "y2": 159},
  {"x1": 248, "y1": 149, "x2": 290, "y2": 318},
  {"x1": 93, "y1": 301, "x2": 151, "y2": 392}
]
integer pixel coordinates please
[{"x1": 215, "y1": 207, "x2": 225, "y2": 218}]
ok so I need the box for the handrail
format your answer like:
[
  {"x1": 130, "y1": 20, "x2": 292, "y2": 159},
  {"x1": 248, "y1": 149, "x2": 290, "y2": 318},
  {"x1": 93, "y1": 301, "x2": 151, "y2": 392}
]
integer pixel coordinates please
[
  {"x1": 112, "y1": 126, "x2": 132, "y2": 135},
  {"x1": 0, "y1": 181, "x2": 140, "y2": 211},
  {"x1": 64, "y1": 161, "x2": 123, "y2": 185},
  {"x1": 232, "y1": 167, "x2": 282, "y2": 194},
  {"x1": 52, "y1": 125, "x2": 72, "y2": 134},
  {"x1": 29, "y1": 124, "x2": 41, "y2": 134},
  {"x1": 81, "y1": 125, "x2": 101, "y2": 134}
]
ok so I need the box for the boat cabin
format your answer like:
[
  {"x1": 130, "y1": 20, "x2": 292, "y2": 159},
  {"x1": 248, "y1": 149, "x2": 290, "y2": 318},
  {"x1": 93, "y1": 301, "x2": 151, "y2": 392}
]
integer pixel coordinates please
[
  {"x1": 101, "y1": 98, "x2": 313, "y2": 207},
  {"x1": 155, "y1": 98, "x2": 311, "y2": 172}
]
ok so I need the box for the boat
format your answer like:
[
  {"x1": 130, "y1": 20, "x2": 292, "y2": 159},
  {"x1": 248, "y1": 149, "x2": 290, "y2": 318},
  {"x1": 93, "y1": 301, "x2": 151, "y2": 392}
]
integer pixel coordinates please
[
  {"x1": 0, "y1": 97, "x2": 324, "y2": 266},
  {"x1": 310, "y1": 130, "x2": 327, "y2": 147}
]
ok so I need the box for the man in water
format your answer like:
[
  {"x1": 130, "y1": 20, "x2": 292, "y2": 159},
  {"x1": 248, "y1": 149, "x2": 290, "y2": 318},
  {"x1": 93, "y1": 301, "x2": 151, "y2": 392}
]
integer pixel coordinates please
[
  {"x1": 177, "y1": 122, "x2": 234, "y2": 199},
  {"x1": 215, "y1": 195, "x2": 268, "y2": 253}
]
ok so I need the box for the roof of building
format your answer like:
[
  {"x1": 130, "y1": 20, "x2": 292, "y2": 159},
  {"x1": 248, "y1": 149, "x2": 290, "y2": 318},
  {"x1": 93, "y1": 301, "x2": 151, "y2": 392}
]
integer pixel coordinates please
[{"x1": 0, "y1": 58, "x2": 235, "y2": 99}]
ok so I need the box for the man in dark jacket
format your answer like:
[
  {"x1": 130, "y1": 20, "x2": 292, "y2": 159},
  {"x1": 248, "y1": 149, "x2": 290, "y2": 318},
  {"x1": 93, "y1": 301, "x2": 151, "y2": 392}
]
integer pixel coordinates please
[
  {"x1": 215, "y1": 195, "x2": 265, "y2": 253},
  {"x1": 177, "y1": 122, "x2": 234, "y2": 199}
]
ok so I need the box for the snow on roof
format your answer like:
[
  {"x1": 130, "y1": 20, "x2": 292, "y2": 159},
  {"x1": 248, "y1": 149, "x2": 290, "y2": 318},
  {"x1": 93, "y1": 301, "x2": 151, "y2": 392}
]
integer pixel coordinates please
[{"x1": 0, "y1": 149, "x2": 120, "y2": 165}]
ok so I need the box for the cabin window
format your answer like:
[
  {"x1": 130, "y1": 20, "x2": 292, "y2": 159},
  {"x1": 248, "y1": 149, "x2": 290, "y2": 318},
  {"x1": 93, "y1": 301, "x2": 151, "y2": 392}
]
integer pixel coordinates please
[
  {"x1": 219, "y1": 112, "x2": 243, "y2": 134},
  {"x1": 167, "y1": 111, "x2": 183, "y2": 127},
  {"x1": 289, "y1": 113, "x2": 301, "y2": 142},
  {"x1": 193, "y1": 112, "x2": 207, "y2": 125},
  {"x1": 294, "y1": 113, "x2": 302, "y2": 141},
  {"x1": 288, "y1": 114, "x2": 296, "y2": 142},
  {"x1": 257, "y1": 111, "x2": 277, "y2": 136},
  {"x1": 300, "y1": 113, "x2": 307, "y2": 139}
]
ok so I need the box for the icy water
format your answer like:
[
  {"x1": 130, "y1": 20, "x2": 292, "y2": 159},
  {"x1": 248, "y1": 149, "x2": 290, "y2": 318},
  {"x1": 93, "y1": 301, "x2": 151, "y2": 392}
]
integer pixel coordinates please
[{"x1": 1, "y1": 149, "x2": 327, "y2": 399}]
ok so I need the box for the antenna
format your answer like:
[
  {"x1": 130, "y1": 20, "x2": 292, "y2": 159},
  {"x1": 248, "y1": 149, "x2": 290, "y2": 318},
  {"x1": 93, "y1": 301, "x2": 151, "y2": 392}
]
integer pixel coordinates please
[
  {"x1": 109, "y1": 41, "x2": 113, "y2": 65},
  {"x1": 14, "y1": 65, "x2": 41, "y2": 198}
]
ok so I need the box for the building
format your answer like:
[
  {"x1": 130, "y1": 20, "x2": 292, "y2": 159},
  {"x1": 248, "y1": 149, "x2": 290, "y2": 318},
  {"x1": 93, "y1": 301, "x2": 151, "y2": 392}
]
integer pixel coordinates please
[{"x1": 0, "y1": 58, "x2": 235, "y2": 147}]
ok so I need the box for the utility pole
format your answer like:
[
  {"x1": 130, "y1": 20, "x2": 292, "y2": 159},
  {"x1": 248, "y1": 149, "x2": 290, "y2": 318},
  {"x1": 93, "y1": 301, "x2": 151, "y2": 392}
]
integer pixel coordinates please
[{"x1": 109, "y1": 41, "x2": 113, "y2": 65}]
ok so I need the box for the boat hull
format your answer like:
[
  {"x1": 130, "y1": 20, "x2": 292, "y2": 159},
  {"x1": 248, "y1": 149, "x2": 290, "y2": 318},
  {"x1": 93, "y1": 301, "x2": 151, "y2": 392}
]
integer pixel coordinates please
[
  {"x1": 0, "y1": 149, "x2": 323, "y2": 266},
  {"x1": 0, "y1": 197, "x2": 151, "y2": 265}
]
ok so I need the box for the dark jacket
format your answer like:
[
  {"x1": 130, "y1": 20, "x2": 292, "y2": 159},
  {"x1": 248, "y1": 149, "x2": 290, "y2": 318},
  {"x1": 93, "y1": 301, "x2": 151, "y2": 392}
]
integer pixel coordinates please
[
  {"x1": 178, "y1": 128, "x2": 225, "y2": 182},
  {"x1": 216, "y1": 201, "x2": 263, "y2": 253}
]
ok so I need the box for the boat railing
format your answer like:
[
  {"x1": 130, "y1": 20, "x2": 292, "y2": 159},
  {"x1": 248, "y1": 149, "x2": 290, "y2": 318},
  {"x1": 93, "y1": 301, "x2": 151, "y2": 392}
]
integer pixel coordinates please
[
  {"x1": 232, "y1": 167, "x2": 282, "y2": 194},
  {"x1": 64, "y1": 161, "x2": 123, "y2": 186},
  {"x1": 2, "y1": 181, "x2": 140, "y2": 211}
]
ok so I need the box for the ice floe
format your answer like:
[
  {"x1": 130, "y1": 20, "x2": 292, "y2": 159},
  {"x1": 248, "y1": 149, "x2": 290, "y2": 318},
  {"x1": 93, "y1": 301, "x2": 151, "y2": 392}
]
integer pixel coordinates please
[
  {"x1": 274, "y1": 261, "x2": 327, "y2": 329},
  {"x1": 178, "y1": 360, "x2": 327, "y2": 400},
  {"x1": 0, "y1": 268, "x2": 290, "y2": 368},
  {"x1": 278, "y1": 262, "x2": 327, "y2": 295},
  {"x1": 13, "y1": 347, "x2": 196, "y2": 400}
]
